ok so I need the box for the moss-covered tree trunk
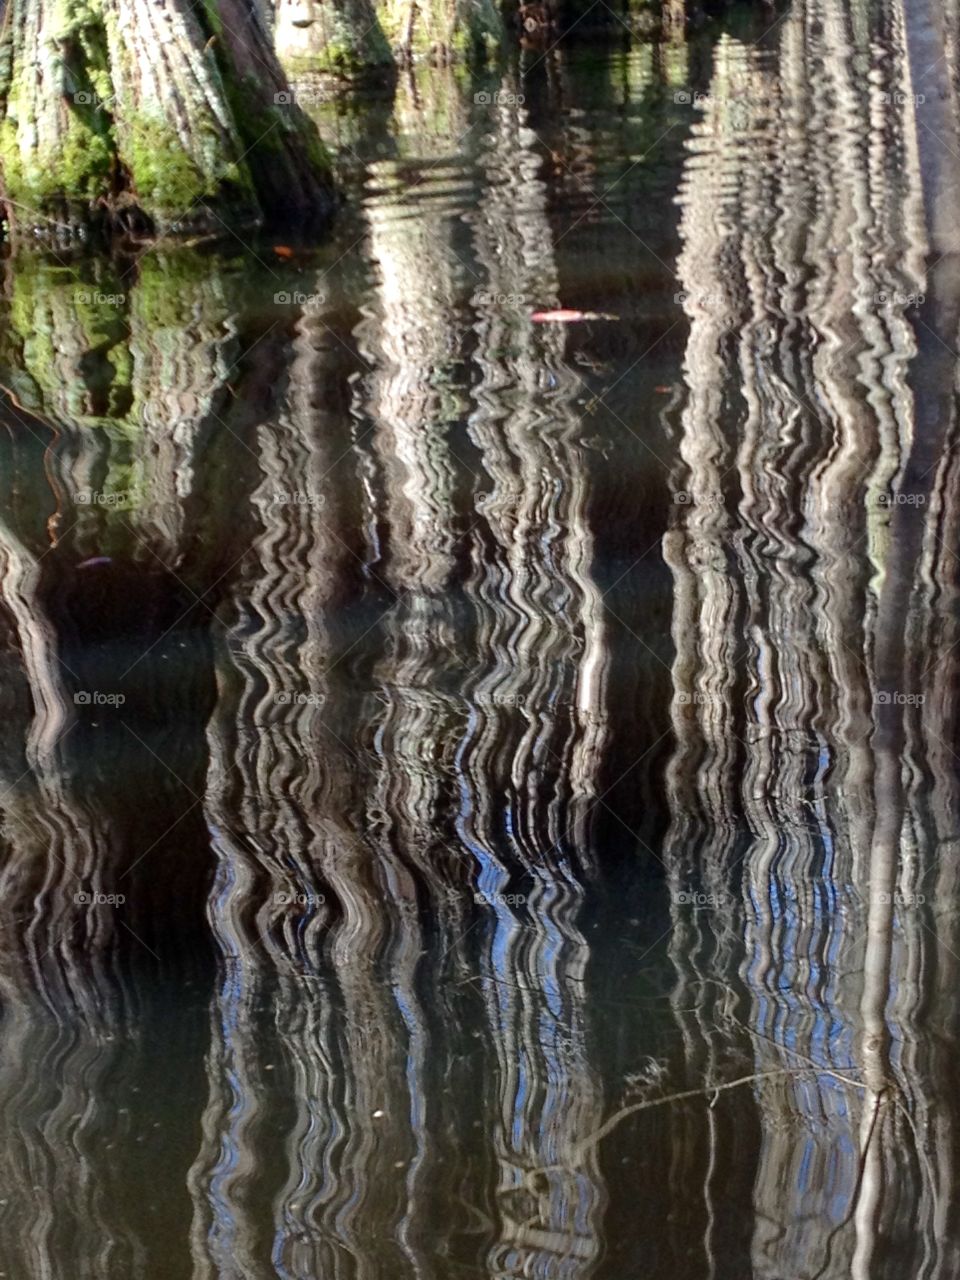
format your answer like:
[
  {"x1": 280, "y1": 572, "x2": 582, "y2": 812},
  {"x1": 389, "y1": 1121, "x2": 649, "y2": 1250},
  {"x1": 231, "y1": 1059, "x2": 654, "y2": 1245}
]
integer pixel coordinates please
[
  {"x1": 273, "y1": 0, "x2": 393, "y2": 74},
  {"x1": 379, "y1": 0, "x2": 504, "y2": 64},
  {"x1": 0, "y1": 0, "x2": 334, "y2": 241}
]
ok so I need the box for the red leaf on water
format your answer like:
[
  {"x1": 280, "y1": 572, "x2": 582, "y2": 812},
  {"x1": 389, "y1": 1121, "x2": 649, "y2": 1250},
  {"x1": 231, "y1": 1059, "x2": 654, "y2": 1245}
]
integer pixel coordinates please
[
  {"x1": 531, "y1": 308, "x2": 618, "y2": 322},
  {"x1": 273, "y1": 245, "x2": 296, "y2": 259},
  {"x1": 531, "y1": 309, "x2": 587, "y2": 322}
]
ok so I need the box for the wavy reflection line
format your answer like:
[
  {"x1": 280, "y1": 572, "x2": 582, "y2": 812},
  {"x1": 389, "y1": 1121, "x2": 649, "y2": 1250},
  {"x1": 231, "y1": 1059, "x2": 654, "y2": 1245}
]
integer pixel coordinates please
[
  {"x1": 663, "y1": 7, "x2": 958, "y2": 1277},
  {"x1": 461, "y1": 86, "x2": 610, "y2": 1280}
]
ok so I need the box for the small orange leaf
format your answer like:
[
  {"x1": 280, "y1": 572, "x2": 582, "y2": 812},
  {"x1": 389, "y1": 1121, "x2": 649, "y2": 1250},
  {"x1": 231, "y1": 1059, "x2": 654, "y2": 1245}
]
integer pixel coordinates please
[{"x1": 273, "y1": 245, "x2": 295, "y2": 259}]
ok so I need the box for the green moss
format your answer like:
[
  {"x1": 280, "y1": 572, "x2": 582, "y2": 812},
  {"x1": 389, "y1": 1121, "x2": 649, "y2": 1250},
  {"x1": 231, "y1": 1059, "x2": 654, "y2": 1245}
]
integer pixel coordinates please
[
  {"x1": 275, "y1": 0, "x2": 393, "y2": 76},
  {"x1": 380, "y1": 0, "x2": 502, "y2": 63},
  {"x1": 198, "y1": 0, "x2": 225, "y2": 40},
  {"x1": 0, "y1": 116, "x2": 112, "y2": 207},
  {"x1": 449, "y1": 0, "x2": 503, "y2": 59},
  {"x1": 281, "y1": 26, "x2": 394, "y2": 76},
  {"x1": 123, "y1": 117, "x2": 217, "y2": 211},
  {"x1": 224, "y1": 84, "x2": 284, "y2": 158},
  {"x1": 225, "y1": 74, "x2": 331, "y2": 179},
  {"x1": 0, "y1": 249, "x2": 234, "y2": 541},
  {"x1": 305, "y1": 41, "x2": 362, "y2": 75},
  {"x1": 50, "y1": 0, "x2": 101, "y2": 42},
  {"x1": 0, "y1": 0, "x2": 115, "y2": 210},
  {"x1": 132, "y1": 250, "x2": 233, "y2": 330},
  {"x1": 0, "y1": 0, "x2": 329, "y2": 235},
  {"x1": 0, "y1": 259, "x2": 131, "y2": 425},
  {"x1": 302, "y1": 120, "x2": 333, "y2": 176}
]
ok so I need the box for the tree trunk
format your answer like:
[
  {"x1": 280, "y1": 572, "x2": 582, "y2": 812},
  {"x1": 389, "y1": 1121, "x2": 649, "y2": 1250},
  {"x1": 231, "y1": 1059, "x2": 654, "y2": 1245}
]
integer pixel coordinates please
[
  {"x1": 273, "y1": 0, "x2": 393, "y2": 75},
  {"x1": 380, "y1": 0, "x2": 504, "y2": 65},
  {"x1": 0, "y1": 0, "x2": 334, "y2": 242}
]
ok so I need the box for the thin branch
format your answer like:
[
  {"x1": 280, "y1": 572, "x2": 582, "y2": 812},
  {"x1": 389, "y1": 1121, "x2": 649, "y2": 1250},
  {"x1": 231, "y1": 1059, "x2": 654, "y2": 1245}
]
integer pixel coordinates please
[{"x1": 571, "y1": 1066, "x2": 865, "y2": 1163}]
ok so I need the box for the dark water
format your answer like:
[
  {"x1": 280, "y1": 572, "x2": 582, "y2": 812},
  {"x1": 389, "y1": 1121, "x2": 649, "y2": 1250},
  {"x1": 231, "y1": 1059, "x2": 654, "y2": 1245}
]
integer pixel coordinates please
[{"x1": 2, "y1": 4, "x2": 960, "y2": 1277}]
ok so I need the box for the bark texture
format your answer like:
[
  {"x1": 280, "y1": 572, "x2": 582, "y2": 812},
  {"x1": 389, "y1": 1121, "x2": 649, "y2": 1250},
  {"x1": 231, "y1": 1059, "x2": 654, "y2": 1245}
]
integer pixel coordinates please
[
  {"x1": 0, "y1": 0, "x2": 334, "y2": 239},
  {"x1": 380, "y1": 0, "x2": 504, "y2": 65},
  {"x1": 273, "y1": 0, "x2": 393, "y2": 74}
]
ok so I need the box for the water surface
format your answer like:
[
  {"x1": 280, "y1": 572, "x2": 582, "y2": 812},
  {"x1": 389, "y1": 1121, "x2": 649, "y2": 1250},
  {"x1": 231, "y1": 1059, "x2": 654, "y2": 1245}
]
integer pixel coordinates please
[{"x1": 1, "y1": 5, "x2": 960, "y2": 1277}]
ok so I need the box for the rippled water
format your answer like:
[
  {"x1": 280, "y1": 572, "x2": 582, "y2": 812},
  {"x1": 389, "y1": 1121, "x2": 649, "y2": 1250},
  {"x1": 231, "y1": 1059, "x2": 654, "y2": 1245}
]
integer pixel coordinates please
[{"x1": 2, "y1": 3, "x2": 960, "y2": 1277}]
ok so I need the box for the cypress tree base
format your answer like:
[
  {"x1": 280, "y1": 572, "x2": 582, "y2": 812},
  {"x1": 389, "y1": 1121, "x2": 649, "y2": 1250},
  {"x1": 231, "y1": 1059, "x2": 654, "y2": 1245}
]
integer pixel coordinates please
[{"x1": 0, "y1": 0, "x2": 335, "y2": 243}]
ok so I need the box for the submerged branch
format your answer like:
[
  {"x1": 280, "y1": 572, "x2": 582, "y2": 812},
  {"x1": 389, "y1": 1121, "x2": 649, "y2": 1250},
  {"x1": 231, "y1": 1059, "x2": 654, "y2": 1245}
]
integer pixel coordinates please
[{"x1": 570, "y1": 1066, "x2": 866, "y2": 1165}]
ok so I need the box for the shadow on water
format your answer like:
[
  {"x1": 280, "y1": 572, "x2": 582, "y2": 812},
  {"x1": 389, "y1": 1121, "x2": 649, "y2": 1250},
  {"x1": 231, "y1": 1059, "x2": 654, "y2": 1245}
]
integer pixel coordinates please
[{"x1": 1, "y1": 2, "x2": 960, "y2": 1277}]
